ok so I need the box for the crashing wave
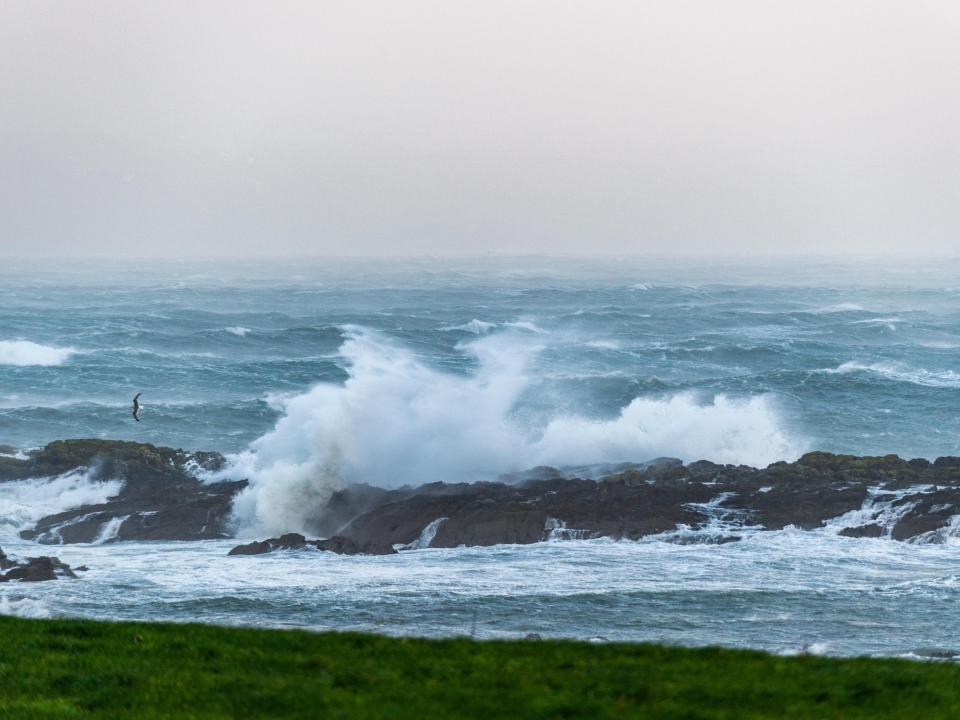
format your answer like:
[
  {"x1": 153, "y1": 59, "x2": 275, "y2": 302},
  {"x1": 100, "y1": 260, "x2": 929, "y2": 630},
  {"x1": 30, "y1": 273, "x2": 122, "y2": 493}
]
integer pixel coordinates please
[
  {"x1": 0, "y1": 469, "x2": 123, "y2": 541},
  {"x1": 224, "y1": 328, "x2": 805, "y2": 537},
  {"x1": 823, "y1": 485, "x2": 937, "y2": 539},
  {"x1": 0, "y1": 340, "x2": 76, "y2": 367},
  {"x1": 439, "y1": 319, "x2": 546, "y2": 335},
  {"x1": 394, "y1": 517, "x2": 448, "y2": 551}
]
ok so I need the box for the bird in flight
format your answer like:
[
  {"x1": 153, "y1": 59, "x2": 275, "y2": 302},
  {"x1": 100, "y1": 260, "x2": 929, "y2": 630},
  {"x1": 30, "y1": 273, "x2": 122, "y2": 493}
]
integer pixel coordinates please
[{"x1": 132, "y1": 393, "x2": 142, "y2": 422}]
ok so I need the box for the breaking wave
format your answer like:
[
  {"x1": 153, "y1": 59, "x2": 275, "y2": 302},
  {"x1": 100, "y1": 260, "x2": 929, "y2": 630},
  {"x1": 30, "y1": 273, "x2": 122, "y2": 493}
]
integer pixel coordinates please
[
  {"x1": 821, "y1": 362, "x2": 960, "y2": 388},
  {"x1": 227, "y1": 328, "x2": 804, "y2": 536},
  {"x1": 439, "y1": 319, "x2": 546, "y2": 335},
  {"x1": 0, "y1": 469, "x2": 123, "y2": 540},
  {"x1": 0, "y1": 596, "x2": 51, "y2": 619},
  {"x1": 0, "y1": 340, "x2": 76, "y2": 366}
]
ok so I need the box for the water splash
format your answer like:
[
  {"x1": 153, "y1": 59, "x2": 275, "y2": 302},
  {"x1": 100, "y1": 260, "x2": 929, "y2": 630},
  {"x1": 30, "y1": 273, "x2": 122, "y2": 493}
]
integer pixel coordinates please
[{"x1": 226, "y1": 328, "x2": 804, "y2": 536}]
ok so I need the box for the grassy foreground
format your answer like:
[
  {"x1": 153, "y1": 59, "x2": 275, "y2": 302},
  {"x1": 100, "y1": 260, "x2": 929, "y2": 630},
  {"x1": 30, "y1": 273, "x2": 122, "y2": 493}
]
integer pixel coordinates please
[{"x1": 0, "y1": 617, "x2": 959, "y2": 719}]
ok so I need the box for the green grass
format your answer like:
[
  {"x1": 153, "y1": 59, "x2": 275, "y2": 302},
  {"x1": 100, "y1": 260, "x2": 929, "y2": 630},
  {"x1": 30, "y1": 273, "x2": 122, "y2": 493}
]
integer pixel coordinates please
[{"x1": 0, "y1": 617, "x2": 958, "y2": 719}]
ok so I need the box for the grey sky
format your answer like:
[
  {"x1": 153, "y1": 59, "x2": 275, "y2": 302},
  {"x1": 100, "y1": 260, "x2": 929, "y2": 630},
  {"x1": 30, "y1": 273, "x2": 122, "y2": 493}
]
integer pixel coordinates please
[{"x1": 1, "y1": 1, "x2": 958, "y2": 258}]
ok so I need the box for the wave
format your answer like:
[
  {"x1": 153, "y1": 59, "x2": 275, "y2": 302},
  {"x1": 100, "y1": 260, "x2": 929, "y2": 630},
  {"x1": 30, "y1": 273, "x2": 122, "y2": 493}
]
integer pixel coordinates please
[
  {"x1": 0, "y1": 340, "x2": 76, "y2": 366},
  {"x1": 0, "y1": 469, "x2": 123, "y2": 540},
  {"x1": 224, "y1": 326, "x2": 252, "y2": 337},
  {"x1": 224, "y1": 328, "x2": 805, "y2": 536},
  {"x1": 820, "y1": 362, "x2": 960, "y2": 388},
  {"x1": 812, "y1": 303, "x2": 865, "y2": 314},
  {"x1": 439, "y1": 319, "x2": 547, "y2": 335},
  {"x1": 0, "y1": 596, "x2": 51, "y2": 619}
]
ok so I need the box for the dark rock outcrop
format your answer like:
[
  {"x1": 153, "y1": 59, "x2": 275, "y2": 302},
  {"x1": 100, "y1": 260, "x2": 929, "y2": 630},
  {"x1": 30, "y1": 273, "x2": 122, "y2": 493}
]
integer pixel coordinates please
[
  {"x1": 10, "y1": 441, "x2": 960, "y2": 555},
  {"x1": 0, "y1": 547, "x2": 77, "y2": 582},
  {"x1": 3, "y1": 440, "x2": 246, "y2": 544},
  {"x1": 237, "y1": 452, "x2": 960, "y2": 556},
  {"x1": 228, "y1": 532, "x2": 361, "y2": 556}
]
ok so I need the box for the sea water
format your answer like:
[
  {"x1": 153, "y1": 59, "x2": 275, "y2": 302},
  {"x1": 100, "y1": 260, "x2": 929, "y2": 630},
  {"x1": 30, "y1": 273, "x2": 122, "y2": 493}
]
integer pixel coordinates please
[{"x1": 1, "y1": 256, "x2": 959, "y2": 657}]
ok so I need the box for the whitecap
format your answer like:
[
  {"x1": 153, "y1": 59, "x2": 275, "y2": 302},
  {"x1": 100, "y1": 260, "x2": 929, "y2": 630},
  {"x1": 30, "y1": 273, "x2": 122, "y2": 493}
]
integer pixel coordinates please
[
  {"x1": 439, "y1": 319, "x2": 497, "y2": 335},
  {"x1": 0, "y1": 340, "x2": 76, "y2": 366},
  {"x1": 819, "y1": 362, "x2": 960, "y2": 388},
  {"x1": 812, "y1": 303, "x2": 865, "y2": 314}
]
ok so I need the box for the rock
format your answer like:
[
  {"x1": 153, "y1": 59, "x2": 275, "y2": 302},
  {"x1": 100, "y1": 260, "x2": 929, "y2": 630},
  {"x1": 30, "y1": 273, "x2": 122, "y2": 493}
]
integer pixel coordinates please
[
  {"x1": 12, "y1": 441, "x2": 960, "y2": 554},
  {"x1": 0, "y1": 554, "x2": 78, "y2": 582},
  {"x1": 0, "y1": 545, "x2": 15, "y2": 570},
  {"x1": 290, "y1": 452, "x2": 960, "y2": 553},
  {"x1": 839, "y1": 524, "x2": 884, "y2": 538},
  {"x1": 229, "y1": 533, "x2": 365, "y2": 556},
  {"x1": 9, "y1": 440, "x2": 246, "y2": 543},
  {"x1": 314, "y1": 536, "x2": 362, "y2": 555},
  {"x1": 229, "y1": 533, "x2": 309, "y2": 556}
]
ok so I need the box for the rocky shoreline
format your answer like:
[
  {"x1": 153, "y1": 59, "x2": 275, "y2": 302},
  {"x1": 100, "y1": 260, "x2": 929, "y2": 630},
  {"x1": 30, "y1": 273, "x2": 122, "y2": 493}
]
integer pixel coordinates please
[
  {"x1": 2, "y1": 440, "x2": 244, "y2": 544},
  {"x1": 2, "y1": 440, "x2": 960, "y2": 558}
]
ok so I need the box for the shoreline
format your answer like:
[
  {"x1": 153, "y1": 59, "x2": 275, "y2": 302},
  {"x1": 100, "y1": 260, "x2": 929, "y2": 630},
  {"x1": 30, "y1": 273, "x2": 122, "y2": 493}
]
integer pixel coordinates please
[{"x1": 4, "y1": 440, "x2": 960, "y2": 551}]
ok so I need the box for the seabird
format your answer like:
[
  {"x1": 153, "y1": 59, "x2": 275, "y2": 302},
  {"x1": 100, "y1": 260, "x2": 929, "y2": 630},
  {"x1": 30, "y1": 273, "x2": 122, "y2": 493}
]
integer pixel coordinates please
[{"x1": 132, "y1": 393, "x2": 142, "y2": 422}]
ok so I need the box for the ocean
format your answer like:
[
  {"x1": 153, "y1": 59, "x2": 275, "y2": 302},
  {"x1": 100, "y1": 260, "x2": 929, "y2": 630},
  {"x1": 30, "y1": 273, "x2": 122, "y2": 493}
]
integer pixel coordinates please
[{"x1": 1, "y1": 256, "x2": 959, "y2": 657}]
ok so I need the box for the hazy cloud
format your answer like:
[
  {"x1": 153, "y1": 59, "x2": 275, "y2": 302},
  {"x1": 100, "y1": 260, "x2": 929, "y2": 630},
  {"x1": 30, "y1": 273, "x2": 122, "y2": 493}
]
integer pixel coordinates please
[{"x1": 1, "y1": 1, "x2": 958, "y2": 257}]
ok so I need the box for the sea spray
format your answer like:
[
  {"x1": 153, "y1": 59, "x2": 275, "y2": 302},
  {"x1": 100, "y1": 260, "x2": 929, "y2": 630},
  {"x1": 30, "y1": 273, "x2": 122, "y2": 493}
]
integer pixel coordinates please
[
  {"x1": 0, "y1": 340, "x2": 76, "y2": 367},
  {"x1": 0, "y1": 468, "x2": 123, "y2": 541},
  {"x1": 226, "y1": 327, "x2": 805, "y2": 536}
]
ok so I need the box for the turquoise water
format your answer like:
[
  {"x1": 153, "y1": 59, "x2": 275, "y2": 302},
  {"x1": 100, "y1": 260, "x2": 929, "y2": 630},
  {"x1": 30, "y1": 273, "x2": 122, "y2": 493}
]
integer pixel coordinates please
[
  {"x1": 2, "y1": 256, "x2": 959, "y2": 656},
  {"x1": 2, "y1": 257, "x2": 959, "y2": 462}
]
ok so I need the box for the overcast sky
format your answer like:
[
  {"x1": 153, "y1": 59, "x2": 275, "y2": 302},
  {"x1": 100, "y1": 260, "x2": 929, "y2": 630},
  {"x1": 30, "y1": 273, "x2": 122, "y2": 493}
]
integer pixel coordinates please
[{"x1": 1, "y1": 1, "x2": 958, "y2": 258}]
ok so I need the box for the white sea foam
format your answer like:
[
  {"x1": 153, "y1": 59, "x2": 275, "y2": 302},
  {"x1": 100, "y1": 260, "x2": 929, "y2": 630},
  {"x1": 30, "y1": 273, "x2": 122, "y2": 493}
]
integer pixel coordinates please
[
  {"x1": 440, "y1": 319, "x2": 497, "y2": 335},
  {"x1": 0, "y1": 340, "x2": 76, "y2": 366},
  {"x1": 225, "y1": 328, "x2": 805, "y2": 536},
  {"x1": 0, "y1": 469, "x2": 123, "y2": 541},
  {"x1": 812, "y1": 303, "x2": 865, "y2": 314},
  {"x1": 92, "y1": 515, "x2": 130, "y2": 545},
  {"x1": 224, "y1": 326, "x2": 252, "y2": 337},
  {"x1": 821, "y1": 362, "x2": 960, "y2": 388},
  {"x1": 0, "y1": 596, "x2": 52, "y2": 619},
  {"x1": 395, "y1": 517, "x2": 448, "y2": 551},
  {"x1": 850, "y1": 317, "x2": 902, "y2": 325},
  {"x1": 440, "y1": 319, "x2": 546, "y2": 335},
  {"x1": 823, "y1": 486, "x2": 936, "y2": 539}
]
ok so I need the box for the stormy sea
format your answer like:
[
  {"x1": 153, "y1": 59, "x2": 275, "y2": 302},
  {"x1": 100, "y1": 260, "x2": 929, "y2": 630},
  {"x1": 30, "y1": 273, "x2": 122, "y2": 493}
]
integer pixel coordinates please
[{"x1": 1, "y1": 256, "x2": 959, "y2": 659}]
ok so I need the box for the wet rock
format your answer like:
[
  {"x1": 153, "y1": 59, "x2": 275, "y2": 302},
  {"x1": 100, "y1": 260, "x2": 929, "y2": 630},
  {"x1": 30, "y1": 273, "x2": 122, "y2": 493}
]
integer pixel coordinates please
[
  {"x1": 8, "y1": 440, "x2": 246, "y2": 543},
  {"x1": 663, "y1": 534, "x2": 742, "y2": 545},
  {"x1": 12, "y1": 441, "x2": 960, "y2": 553},
  {"x1": 839, "y1": 524, "x2": 884, "y2": 538},
  {"x1": 229, "y1": 533, "x2": 310, "y2": 555},
  {"x1": 294, "y1": 452, "x2": 960, "y2": 553},
  {"x1": 314, "y1": 536, "x2": 362, "y2": 554},
  {"x1": 0, "y1": 546, "x2": 15, "y2": 570},
  {"x1": 228, "y1": 533, "x2": 364, "y2": 556},
  {"x1": 0, "y1": 551, "x2": 78, "y2": 582}
]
